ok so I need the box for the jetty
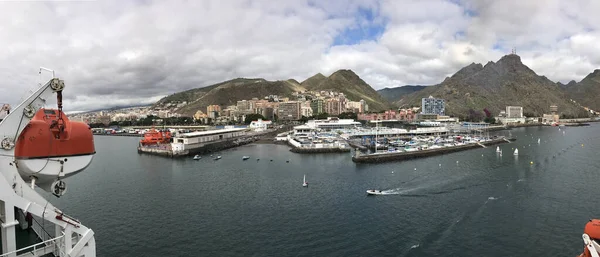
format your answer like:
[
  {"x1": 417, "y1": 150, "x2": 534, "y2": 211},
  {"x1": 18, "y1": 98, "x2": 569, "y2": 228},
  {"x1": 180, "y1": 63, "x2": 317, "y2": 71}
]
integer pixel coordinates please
[{"x1": 352, "y1": 137, "x2": 515, "y2": 163}]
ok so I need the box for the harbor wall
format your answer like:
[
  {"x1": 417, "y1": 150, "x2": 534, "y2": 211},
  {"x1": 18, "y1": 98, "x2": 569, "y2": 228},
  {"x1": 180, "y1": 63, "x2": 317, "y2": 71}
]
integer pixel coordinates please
[{"x1": 352, "y1": 137, "x2": 513, "y2": 163}]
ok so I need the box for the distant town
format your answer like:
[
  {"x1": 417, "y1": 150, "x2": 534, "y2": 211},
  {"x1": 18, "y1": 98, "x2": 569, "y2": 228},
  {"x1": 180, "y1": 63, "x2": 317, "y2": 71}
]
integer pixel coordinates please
[{"x1": 67, "y1": 88, "x2": 596, "y2": 129}]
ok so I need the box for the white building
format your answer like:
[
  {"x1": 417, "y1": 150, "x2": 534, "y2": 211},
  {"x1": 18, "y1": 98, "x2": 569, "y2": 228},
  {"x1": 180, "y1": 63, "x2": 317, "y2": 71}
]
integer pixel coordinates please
[
  {"x1": 249, "y1": 119, "x2": 272, "y2": 131},
  {"x1": 506, "y1": 106, "x2": 523, "y2": 118},
  {"x1": 173, "y1": 128, "x2": 247, "y2": 146},
  {"x1": 304, "y1": 117, "x2": 361, "y2": 131}
]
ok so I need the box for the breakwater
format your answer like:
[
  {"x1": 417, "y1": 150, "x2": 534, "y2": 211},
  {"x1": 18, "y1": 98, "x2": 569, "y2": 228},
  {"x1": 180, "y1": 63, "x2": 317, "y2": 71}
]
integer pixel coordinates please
[{"x1": 352, "y1": 137, "x2": 515, "y2": 163}]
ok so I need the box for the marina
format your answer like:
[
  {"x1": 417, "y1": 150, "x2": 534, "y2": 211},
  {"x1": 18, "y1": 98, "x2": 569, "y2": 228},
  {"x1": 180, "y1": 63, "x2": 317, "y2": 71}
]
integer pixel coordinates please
[{"x1": 61, "y1": 124, "x2": 600, "y2": 257}]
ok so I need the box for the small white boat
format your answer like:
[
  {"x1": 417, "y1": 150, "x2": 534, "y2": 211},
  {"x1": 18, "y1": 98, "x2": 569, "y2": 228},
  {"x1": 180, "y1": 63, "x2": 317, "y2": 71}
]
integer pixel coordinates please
[
  {"x1": 496, "y1": 146, "x2": 501, "y2": 153},
  {"x1": 214, "y1": 155, "x2": 222, "y2": 160},
  {"x1": 513, "y1": 148, "x2": 519, "y2": 156},
  {"x1": 366, "y1": 190, "x2": 384, "y2": 195},
  {"x1": 193, "y1": 155, "x2": 201, "y2": 160},
  {"x1": 242, "y1": 156, "x2": 250, "y2": 160},
  {"x1": 537, "y1": 138, "x2": 540, "y2": 144},
  {"x1": 302, "y1": 174, "x2": 308, "y2": 187}
]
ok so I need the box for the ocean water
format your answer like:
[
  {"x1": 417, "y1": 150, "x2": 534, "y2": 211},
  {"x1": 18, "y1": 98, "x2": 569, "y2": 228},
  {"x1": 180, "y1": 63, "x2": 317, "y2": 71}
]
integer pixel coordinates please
[{"x1": 47, "y1": 125, "x2": 600, "y2": 256}]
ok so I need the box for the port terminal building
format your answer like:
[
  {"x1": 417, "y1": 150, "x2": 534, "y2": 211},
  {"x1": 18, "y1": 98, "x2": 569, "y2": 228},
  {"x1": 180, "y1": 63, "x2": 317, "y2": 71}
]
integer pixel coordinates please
[{"x1": 173, "y1": 127, "x2": 248, "y2": 145}]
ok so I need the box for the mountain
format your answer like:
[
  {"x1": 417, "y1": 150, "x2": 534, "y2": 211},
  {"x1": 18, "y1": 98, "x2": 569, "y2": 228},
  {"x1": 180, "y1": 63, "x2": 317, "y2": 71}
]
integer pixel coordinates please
[
  {"x1": 156, "y1": 70, "x2": 390, "y2": 116},
  {"x1": 155, "y1": 78, "x2": 305, "y2": 116},
  {"x1": 300, "y1": 73, "x2": 326, "y2": 88},
  {"x1": 563, "y1": 69, "x2": 600, "y2": 111},
  {"x1": 377, "y1": 85, "x2": 427, "y2": 102},
  {"x1": 396, "y1": 54, "x2": 589, "y2": 119},
  {"x1": 301, "y1": 70, "x2": 392, "y2": 111}
]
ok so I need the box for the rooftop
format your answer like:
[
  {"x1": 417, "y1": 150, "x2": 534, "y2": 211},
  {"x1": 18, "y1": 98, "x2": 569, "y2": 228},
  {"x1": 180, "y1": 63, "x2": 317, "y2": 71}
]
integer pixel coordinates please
[{"x1": 177, "y1": 127, "x2": 247, "y2": 138}]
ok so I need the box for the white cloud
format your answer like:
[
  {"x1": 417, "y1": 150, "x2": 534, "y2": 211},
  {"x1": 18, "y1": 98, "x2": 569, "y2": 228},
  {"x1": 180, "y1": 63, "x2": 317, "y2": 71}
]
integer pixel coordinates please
[{"x1": 0, "y1": 0, "x2": 598, "y2": 112}]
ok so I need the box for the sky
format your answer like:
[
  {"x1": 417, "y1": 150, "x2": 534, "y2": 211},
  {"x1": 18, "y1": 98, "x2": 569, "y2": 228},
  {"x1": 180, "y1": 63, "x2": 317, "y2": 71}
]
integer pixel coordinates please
[{"x1": 1, "y1": 0, "x2": 599, "y2": 112}]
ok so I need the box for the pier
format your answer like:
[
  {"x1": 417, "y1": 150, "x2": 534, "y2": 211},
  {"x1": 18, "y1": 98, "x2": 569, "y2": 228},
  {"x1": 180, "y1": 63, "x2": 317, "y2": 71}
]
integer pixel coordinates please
[{"x1": 352, "y1": 137, "x2": 515, "y2": 163}]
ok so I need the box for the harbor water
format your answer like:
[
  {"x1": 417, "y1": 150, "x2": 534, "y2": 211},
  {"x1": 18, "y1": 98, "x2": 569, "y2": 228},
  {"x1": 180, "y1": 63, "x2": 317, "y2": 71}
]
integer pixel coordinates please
[{"x1": 47, "y1": 125, "x2": 600, "y2": 256}]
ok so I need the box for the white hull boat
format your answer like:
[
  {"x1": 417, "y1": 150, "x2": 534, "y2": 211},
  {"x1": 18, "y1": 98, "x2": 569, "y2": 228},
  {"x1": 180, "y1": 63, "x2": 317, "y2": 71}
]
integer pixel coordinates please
[
  {"x1": 514, "y1": 148, "x2": 519, "y2": 156},
  {"x1": 193, "y1": 155, "x2": 201, "y2": 160},
  {"x1": 496, "y1": 146, "x2": 501, "y2": 153},
  {"x1": 302, "y1": 174, "x2": 308, "y2": 187},
  {"x1": 214, "y1": 155, "x2": 222, "y2": 160},
  {"x1": 367, "y1": 190, "x2": 384, "y2": 195},
  {"x1": 242, "y1": 156, "x2": 250, "y2": 160}
]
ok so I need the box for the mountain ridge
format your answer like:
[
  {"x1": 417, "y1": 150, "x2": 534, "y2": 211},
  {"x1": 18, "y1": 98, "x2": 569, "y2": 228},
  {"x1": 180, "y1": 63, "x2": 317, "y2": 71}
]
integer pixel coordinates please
[
  {"x1": 155, "y1": 70, "x2": 390, "y2": 116},
  {"x1": 396, "y1": 54, "x2": 589, "y2": 119}
]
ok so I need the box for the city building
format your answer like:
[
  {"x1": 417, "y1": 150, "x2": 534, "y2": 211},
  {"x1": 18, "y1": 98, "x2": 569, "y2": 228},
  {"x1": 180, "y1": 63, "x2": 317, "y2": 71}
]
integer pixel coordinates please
[
  {"x1": 497, "y1": 106, "x2": 526, "y2": 124},
  {"x1": 249, "y1": 119, "x2": 272, "y2": 131},
  {"x1": 278, "y1": 101, "x2": 302, "y2": 121},
  {"x1": 506, "y1": 106, "x2": 523, "y2": 118},
  {"x1": 301, "y1": 105, "x2": 313, "y2": 118},
  {"x1": 310, "y1": 99, "x2": 323, "y2": 114},
  {"x1": 206, "y1": 105, "x2": 221, "y2": 113},
  {"x1": 421, "y1": 96, "x2": 445, "y2": 115},
  {"x1": 543, "y1": 105, "x2": 559, "y2": 124}
]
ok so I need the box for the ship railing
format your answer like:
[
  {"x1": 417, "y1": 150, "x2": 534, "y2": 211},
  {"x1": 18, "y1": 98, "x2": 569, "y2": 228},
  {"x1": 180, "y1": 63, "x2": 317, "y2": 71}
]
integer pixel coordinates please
[{"x1": 0, "y1": 234, "x2": 65, "y2": 257}]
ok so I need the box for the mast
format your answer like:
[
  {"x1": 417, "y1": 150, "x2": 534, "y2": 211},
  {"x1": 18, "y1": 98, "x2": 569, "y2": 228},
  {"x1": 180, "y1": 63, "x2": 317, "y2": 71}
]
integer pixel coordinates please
[{"x1": 375, "y1": 120, "x2": 378, "y2": 153}]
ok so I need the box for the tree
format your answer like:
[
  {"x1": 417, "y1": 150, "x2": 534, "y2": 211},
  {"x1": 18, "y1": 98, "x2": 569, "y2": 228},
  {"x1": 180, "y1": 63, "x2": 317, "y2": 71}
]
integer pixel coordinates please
[
  {"x1": 338, "y1": 112, "x2": 357, "y2": 120},
  {"x1": 244, "y1": 113, "x2": 265, "y2": 124},
  {"x1": 484, "y1": 117, "x2": 496, "y2": 124},
  {"x1": 88, "y1": 123, "x2": 105, "y2": 128},
  {"x1": 299, "y1": 115, "x2": 309, "y2": 123},
  {"x1": 313, "y1": 112, "x2": 329, "y2": 120}
]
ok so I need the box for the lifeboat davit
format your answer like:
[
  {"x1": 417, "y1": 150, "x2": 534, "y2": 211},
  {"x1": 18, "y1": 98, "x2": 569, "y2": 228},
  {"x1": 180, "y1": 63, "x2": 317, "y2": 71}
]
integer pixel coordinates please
[
  {"x1": 14, "y1": 108, "x2": 95, "y2": 186},
  {"x1": 579, "y1": 219, "x2": 600, "y2": 257},
  {"x1": 140, "y1": 127, "x2": 172, "y2": 145}
]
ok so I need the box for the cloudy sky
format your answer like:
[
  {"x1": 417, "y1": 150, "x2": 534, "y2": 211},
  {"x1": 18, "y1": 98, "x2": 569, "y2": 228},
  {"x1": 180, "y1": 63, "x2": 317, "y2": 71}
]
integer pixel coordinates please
[{"x1": 1, "y1": 0, "x2": 599, "y2": 112}]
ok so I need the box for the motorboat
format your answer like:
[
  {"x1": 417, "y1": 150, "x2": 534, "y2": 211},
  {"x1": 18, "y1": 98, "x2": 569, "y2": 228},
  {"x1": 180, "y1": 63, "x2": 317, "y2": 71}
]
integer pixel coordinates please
[
  {"x1": 367, "y1": 190, "x2": 384, "y2": 195},
  {"x1": 302, "y1": 174, "x2": 308, "y2": 187},
  {"x1": 242, "y1": 156, "x2": 250, "y2": 160},
  {"x1": 514, "y1": 148, "x2": 519, "y2": 156},
  {"x1": 214, "y1": 155, "x2": 222, "y2": 160},
  {"x1": 496, "y1": 146, "x2": 501, "y2": 153},
  {"x1": 193, "y1": 155, "x2": 201, "y2": 160}
]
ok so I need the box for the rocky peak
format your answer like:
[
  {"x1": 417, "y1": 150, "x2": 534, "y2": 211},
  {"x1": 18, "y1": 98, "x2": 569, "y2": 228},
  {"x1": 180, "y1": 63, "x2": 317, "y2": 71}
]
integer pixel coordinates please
[{"x1": 450, "y1": 62, "x2": 483, "y2": 80}]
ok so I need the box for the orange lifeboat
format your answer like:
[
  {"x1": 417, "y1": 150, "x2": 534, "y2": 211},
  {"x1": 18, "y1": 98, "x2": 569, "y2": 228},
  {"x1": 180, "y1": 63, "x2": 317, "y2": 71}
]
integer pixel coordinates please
[
  {"x1": 140, "y1": 127, "x2": 172, "y2": 146},
  {"x1": 578, "y1": 219, "x2": 600, "y2": 257},
  {"x1": 14, "y1": 108, "x2": 96, "y2": 185}
]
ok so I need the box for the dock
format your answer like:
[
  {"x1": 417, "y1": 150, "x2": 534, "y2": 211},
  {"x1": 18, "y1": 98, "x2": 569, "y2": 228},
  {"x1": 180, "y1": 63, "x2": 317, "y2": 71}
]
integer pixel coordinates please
[
  {"x1": 137, "y1": 128, "x2": 274, "y2": 158},
  {"x1": 352, "y1": 137, "x2": 515, "y2": 163}
]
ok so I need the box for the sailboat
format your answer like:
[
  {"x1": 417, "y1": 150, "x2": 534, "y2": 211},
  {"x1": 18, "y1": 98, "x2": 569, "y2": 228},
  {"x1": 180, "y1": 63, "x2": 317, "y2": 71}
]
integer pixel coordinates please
[
  {"x1": 496, "y1": 146, "x2": 501, "y2": 153},
  {"x1": 537, "y1": 138, "x2": 540, "y2": 144},
  {"x1": 302, "y1": 174, "x2": 308, "y2": 187},
  {"x1": 499, "y1": 149, "x2": 503, "y2": 156},
  {"x1": 514, "y1": 148, "x2": 519, "y2": 156}
]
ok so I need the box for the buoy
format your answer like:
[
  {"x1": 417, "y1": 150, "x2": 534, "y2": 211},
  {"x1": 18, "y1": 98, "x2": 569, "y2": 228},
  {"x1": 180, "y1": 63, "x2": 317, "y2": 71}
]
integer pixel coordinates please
[
  {"x1": 530, "y1": 161, "x2": 533, "y2": 165},
  {"x1": 414, "y1": 168, "x2": 417, "y2": 170},
  {"x1": 439, "y1": 164, "x2": 441, "y2": 167}
]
